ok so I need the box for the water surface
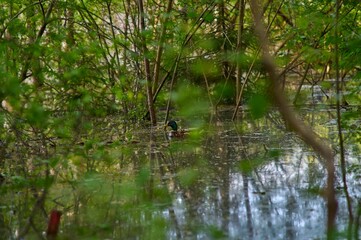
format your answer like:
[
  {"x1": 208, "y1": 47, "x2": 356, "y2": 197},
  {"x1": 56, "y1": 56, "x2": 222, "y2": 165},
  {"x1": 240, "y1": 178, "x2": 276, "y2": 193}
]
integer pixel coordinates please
[{"x1": 0, "y1": 106, "x2": 359, "y2": 239}]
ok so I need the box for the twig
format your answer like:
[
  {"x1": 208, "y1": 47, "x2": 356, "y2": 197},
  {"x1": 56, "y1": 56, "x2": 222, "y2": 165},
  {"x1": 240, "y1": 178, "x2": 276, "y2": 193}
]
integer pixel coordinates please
[
  {"x1": 335, "y1": 0, "x2": 353, "y2": 230},
  {"x1": 249, "y1": 0, "x2": 337, "y2": 237}
]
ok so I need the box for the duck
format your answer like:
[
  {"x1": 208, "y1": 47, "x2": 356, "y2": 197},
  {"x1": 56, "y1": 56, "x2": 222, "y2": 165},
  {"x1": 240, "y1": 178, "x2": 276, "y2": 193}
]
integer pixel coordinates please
[{"x1": 165, "y1": 120, "x2": 186, "y2": 138}]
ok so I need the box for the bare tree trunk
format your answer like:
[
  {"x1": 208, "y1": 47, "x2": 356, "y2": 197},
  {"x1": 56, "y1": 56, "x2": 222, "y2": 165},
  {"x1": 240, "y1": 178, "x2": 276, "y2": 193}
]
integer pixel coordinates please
[
  {"x1": 249, "y1": 0, "x2": 337, "y2": 237},
  {"x1": 218, "y1": 0, "x2": 230, "y2": 79},
  {"x1": 138, "y1": 0, "x2": 156, "y2": 125},
  {"x1": 153, "y1": 0, "x2": 173, "y2": 93},
  {"x1": 236, "y1": 0, "x2": 245, "y2": 103}
]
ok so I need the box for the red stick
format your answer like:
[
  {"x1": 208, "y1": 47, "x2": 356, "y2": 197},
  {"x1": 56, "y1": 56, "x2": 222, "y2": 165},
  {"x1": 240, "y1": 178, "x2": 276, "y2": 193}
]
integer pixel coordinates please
[{"x1": 46, "y1": 210, "x2": 62, "y2": 238}]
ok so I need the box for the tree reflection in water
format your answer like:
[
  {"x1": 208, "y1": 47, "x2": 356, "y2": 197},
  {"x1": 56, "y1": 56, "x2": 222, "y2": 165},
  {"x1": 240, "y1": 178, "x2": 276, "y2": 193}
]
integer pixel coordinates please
[{"x1": 0, "y1": 108, "x2": 357, "y2": 239}]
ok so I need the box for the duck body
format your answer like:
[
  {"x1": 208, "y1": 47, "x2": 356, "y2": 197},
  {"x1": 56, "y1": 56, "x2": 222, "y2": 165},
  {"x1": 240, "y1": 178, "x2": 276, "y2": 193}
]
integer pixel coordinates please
[
  {"x1": 168, "y1": 129, "x2": 186, "y2": 138},
  {"x1": 165, "y1": 120, "x2": 186, "y2": 138}
]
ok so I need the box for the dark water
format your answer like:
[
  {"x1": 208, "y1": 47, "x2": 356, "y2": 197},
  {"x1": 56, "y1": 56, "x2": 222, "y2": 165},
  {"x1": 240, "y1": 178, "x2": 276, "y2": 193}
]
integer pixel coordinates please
[{"x1": 1, "y1": 107, "x2": 360, "y2": 239}]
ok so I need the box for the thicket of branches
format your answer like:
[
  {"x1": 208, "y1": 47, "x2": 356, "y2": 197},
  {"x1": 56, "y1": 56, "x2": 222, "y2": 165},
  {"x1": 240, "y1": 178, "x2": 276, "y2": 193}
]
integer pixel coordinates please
[
  {"x1": 0, "y1": 0, "x2": 359, "y2": 128},
  {"x1": 0, "y1": 0, "x2": 360, "y2": 238}
]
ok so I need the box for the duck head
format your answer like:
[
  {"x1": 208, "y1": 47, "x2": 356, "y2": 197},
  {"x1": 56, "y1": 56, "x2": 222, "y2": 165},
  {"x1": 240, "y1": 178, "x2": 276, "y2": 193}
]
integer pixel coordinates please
[{"x1": 166, "y1": 120, "x2": 178, "y2": 131}]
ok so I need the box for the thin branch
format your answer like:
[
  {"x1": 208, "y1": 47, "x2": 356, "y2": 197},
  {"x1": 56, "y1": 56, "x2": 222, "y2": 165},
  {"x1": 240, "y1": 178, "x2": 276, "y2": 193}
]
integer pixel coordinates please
[
  {"x1": 19, "y1": 0, "x2": 57, "y2": 82},
  {"x1": 335, "y1": 0, "x2": 353, "y2": 228},
  {"x1": 249, "y1": 0, "x2": 337, "y2": 237},
  {"x1": 0, "y1": 2, "x2": 41, "y2": 38}
]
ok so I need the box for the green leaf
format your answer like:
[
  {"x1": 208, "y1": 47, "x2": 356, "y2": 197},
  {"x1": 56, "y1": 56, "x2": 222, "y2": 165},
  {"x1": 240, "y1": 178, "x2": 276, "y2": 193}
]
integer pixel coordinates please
[
  {"x1": 239, "y1": 157, "x2": 266, "y2": 173},
  {"x1": 178, "y1": 168, "x2": 198, "y2": 187},
  {"x1": 172, "y1": 82, "x2": 210, "y2": 118},
  {"x1": 24, "y1": 102, "x2": 49, "y2": 128},
  {"x1": 248, "y1": 94, "x2": 269, "y2": 119}
]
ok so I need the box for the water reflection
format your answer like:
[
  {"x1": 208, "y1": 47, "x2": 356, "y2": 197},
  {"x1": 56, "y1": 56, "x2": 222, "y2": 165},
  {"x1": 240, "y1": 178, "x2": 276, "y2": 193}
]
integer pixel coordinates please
[
  {"x1": 163, "y1": 133, "x2": 329, "y2": 239},
  {"x1": 1, "y1": 107, "x2": 359, "y2": 239},
  {"x1": 155, "y1": 109, "x2": 354, "y2": 239}
]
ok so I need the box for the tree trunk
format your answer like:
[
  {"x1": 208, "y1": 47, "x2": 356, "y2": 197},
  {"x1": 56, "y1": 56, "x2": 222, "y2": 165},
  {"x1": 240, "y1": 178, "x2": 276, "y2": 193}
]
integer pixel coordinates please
[
  {"x1": 236, "y1": 0, "x2": 245, "y2": 103},
  {"x1": 153, "y1": 0, "x2": 173, "y2": 93},
  {"x1": 138, "y1": 0, "x2": 156, "y2": 125}
]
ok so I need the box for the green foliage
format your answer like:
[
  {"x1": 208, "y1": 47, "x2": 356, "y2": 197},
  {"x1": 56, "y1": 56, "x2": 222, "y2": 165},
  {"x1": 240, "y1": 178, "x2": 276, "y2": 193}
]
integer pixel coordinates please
[
  {"x1": 191, "y1": 59, "x2": 220, "y2": 76},
  {"x1": 178, "y1": 168, "x2": 199, "y2": 186},
  {"x1": 0, "y1": 0, "x2": 360, "y2": 238},
  {"x1": 23, "y1": 101, "x2": 49, "y2": 128},
  {"x1": 239, "y1": 157, "x2": 267, "y2": 173},
  {"x1": 205, "y1": 225, "x2": 227, "y2": 239},
  {"x1": 212, "y1": 81, "x2": 236, "y2": 104},
  {"x1": 248, "y1": 93, "x2": 270, "y2": 119},
  {"x1": 172, "y1": 82, "x2": 210, "y2": 121}
]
